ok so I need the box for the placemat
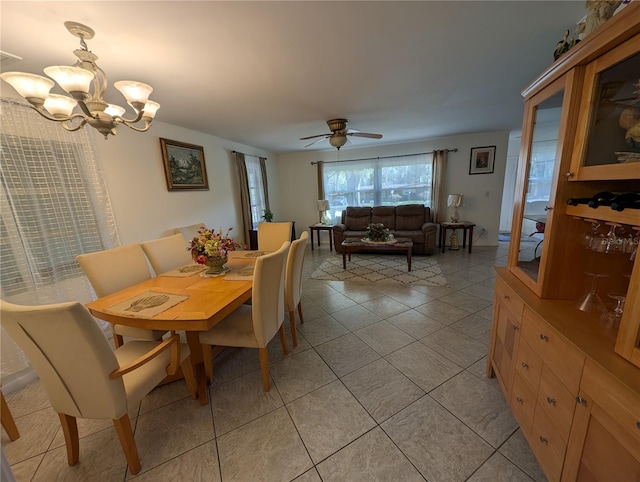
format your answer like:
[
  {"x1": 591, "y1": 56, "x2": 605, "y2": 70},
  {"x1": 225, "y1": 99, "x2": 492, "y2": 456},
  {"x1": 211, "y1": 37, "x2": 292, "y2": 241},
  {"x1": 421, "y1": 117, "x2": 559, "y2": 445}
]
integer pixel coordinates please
[
  {"x1": 160, "y1": 264, "x2": 207, "y2": 277},
  {"x1": 224, "y1": 264, "x2": 255, "y2": 280},
  {"x1": 106, "y1": 291, "x2": 189, "y2": 318},
  {"x1": 228, "y1": 250, "x2": 269, "y2": 259}
]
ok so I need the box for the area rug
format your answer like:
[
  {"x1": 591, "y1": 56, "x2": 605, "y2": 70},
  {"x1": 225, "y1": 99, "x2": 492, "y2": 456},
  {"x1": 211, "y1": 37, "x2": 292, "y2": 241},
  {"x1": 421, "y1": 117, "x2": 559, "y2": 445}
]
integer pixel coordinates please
[{"x1": 311, "y1": 254, "x2": 448, "y2": 287}]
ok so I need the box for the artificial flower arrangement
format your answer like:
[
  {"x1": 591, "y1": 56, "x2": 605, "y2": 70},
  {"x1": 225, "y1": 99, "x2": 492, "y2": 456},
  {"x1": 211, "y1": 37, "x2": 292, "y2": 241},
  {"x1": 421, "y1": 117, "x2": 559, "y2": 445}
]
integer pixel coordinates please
[
  {"x1": 366, "y1": 223, "x2": 391, "y2": 242},
  {"x1": 188, "y1": 226, "x2": 247, "y2": 265}
]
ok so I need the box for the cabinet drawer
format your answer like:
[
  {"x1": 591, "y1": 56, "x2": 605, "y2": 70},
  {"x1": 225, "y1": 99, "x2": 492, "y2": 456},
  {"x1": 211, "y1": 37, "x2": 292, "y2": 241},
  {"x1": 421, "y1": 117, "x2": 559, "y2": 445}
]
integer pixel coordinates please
[
  {"x1": 521, "y1": 308, "x2": 585, "y2": 394},
  {"x1": 536, "y1": 365, "x2": 576, "y2": 442},
  {"x1": 495, "y1": 278, "x2": 524, "y2": 321},
  {"x1": 531, "y1": 408, "x2": 567, "y2": 482},
  {"x1": 581, "y1": 359, "x2": 640, "y2": 446},
  {"x1": 511, "y1": 371, "x2": 537, "y2": 436},
  {"x1": 514, "y1": 339, "x2": 543, "y2": 393}
]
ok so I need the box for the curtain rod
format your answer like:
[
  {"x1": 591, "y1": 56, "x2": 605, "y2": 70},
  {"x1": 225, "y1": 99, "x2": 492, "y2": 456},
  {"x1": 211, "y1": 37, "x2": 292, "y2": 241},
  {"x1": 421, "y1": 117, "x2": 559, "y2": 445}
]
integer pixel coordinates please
[{"x1": 310, "y1": 148, "x2": 457, "y2": 165}]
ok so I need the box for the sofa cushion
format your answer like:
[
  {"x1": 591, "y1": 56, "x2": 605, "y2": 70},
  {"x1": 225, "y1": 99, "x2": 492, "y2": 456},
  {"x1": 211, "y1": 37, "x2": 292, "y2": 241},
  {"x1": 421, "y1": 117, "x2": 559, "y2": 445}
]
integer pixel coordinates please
[
  {"x1": 396, "y1": 204, "x2": 426, "y2": 230},
  {"x1": 344, "y1": 207, "x2": 372, "y2": 231},
  {"x1": 371, "y1": 206, "x2": 396, "y2": 230}
]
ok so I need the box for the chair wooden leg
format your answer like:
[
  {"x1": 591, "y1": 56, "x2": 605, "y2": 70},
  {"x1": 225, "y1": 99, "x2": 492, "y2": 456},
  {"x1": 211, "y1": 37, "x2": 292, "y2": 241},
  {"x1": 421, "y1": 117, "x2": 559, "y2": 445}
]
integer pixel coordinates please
[
  {"x1": 1, "y1": 392, "x2": 19, "y2": 441},
  {"x1": 297, "y1": 301, "x2": 304, "y2": 324},
  {"x1": 258, "y1": 347, "x2": 270, "y2": 392},
  {"x1": 112, "y1": 325, "x2": 124, "y2": 349},
  {"x1": 181, "y1": 356, "x2": 198, "y2": 400},
  {"x1": 289, "y1": 310, "x2": 298, "y2": 348},
  {"x1": 58, "y1": 413, "x2": 79, "y2": 466},
  {"x1": 278, "y1": 325, "x2": 288, "y2": 356},
  {"x1": 113, "y1": 414, "x2": 141, "y2": 475},
  {"x1": 202, "y1": 343, "x2": 214, "y2": 385}
]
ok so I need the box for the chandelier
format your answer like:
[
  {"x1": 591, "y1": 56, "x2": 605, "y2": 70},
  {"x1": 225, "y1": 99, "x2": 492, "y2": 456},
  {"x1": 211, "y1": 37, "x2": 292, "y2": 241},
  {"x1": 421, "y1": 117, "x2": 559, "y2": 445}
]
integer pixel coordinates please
[{"x1": 0, "y1": 21, "x2": 160, "y2": 139}]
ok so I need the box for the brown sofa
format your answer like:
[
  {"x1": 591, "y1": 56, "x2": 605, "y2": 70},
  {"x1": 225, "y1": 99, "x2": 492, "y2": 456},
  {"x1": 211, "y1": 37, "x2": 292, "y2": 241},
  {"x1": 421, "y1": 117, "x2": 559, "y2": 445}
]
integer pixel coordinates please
[{"x1": 332, "y1": 205, "x2": 438, "y2": 255}]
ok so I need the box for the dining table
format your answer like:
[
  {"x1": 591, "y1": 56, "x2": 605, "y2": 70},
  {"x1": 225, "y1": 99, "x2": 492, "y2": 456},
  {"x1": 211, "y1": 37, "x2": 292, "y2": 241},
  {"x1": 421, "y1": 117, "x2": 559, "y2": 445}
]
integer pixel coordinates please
[{"x1": 85, "y1": 251, "x2": 262, "y2": 405}]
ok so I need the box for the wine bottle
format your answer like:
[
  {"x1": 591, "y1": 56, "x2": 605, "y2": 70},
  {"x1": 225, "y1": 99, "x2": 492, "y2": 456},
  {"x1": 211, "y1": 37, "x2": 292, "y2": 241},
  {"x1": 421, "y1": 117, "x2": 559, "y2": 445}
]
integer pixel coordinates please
[
  {"x1": 566, "y1": 192, "x2": 616, "y2": 207},
  {"x1": 611, "y1": 192, "x2": 640, "y2": 211}
]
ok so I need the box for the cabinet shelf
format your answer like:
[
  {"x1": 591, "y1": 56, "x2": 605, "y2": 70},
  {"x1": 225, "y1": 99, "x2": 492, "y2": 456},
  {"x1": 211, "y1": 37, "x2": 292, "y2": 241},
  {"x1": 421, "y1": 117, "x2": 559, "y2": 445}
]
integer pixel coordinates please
[{"x1": 566, "y1": 205, "x2": 640, "y2": 227}]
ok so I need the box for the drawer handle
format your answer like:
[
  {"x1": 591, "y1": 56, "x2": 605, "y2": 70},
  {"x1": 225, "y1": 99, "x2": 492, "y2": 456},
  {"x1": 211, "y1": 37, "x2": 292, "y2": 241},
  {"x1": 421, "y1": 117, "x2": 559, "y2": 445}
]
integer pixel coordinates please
[
  {"x1": 539, "y1": 436, "x2": 549, "y2": 445},
  {"x1": 512, "y1": 325, "x2": 519, "y2": 331},
  {"x1": 637, "y1": 421, "x2": 640, "y2": 430},
  {"x1": 503, "y1": 294, "x2": 510, "y2": 300},
  {"x1": 516, "y1": 397, "x2": 524, "y2": 404},
  {"x1": 539, "y1": 334, "x2": 549, "y2": 341},
  {"x1": 576, "y1": 396, "x2": 587, "y2": 405},
  {"x1": 521, "y1": 362, "x2": 529, "y2": 369},
  {"x1": 546, "y1": 396, "x2": 556, "y2": 406},
  {"x1": 565, "y1": 172, "x2": 574, "y2": 178}
]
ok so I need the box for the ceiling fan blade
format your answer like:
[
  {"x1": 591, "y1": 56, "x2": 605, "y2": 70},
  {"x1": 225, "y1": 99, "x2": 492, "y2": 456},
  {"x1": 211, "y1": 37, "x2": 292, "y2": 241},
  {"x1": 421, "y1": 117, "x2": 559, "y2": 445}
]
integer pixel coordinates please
[
  {"x1": 304, "y1": 136, "x2": 329, "y2": 148},
  {"x1": 348, "y1": 132, "x2": 383, "y2": 139},
  {"x1": 300, "y1": 133, "x2": 331, "y2": 141}
]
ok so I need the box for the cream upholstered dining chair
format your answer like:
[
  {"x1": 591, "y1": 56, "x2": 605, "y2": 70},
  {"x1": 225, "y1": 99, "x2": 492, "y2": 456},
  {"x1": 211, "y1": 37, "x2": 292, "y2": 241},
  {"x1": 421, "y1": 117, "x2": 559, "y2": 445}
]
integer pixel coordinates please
[
  {"x1": 173, "y1": 223, "x2": 206, "y2": 242},
  {"x1": 76, "y1": 243, "x2": 167, "y2": 348},
  {"x1": 0, "y1": 299, "x2": 197, "y2": 475},
  {"x1": 141, "y1": 233, "x2": 193, "y2": 276},
  {"x1": 284, "y1": 231, "x2": 308, "y2": 347},
  {"x1": 199, "y1": 241, "x2": 290, "y2": 391},
  {"x1": 257, "y1": 221, "x2": 292, "y2": 252}
]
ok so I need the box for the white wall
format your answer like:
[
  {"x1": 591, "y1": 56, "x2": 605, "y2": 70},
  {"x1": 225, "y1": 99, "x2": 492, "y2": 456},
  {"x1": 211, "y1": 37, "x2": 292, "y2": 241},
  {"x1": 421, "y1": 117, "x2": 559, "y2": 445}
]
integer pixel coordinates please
[
  {"x1": 92, "y1": 121, "x2": 277, "y2": 245},
  {"x1": 276, "y1": 131, "x2": 509, "y2": 246}
]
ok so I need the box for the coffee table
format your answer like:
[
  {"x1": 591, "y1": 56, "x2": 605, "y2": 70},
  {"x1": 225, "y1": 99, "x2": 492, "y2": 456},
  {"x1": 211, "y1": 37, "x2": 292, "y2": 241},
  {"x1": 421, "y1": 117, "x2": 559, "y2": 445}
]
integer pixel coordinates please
[{"x1": 341, "y1": 238, "x2": 413, "y2": 271}]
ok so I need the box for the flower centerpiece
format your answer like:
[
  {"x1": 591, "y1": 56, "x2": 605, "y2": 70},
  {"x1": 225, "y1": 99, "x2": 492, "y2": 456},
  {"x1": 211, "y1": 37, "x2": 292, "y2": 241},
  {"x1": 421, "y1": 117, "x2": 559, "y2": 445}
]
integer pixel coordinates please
[
  {"x1": 188, "y1": 227, "x2": 247, "y2": 274},
  {"x1": 365, "y1": 223, "x2": 391, "y2": 242}
]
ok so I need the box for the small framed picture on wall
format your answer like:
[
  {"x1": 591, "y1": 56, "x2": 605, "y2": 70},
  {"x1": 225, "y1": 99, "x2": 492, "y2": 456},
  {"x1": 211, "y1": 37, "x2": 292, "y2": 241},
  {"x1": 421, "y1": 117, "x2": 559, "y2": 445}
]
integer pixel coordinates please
[
  {"x1": 160, "y1": 138, "x2": 209, "y2": 191},
  {"x1": 469, "y1": 146, "x2": 496, "y2": 175}
]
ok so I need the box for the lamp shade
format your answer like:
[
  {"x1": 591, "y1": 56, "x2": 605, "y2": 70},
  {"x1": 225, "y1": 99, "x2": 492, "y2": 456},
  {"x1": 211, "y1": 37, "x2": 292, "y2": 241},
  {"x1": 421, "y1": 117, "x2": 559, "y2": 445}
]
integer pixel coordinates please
[
  {"x1": 317, "y1": 200, "x2": 329, "y2": 211},
  {"x1": 447, "y1": 194, "x2": 464, "y2": 207}
]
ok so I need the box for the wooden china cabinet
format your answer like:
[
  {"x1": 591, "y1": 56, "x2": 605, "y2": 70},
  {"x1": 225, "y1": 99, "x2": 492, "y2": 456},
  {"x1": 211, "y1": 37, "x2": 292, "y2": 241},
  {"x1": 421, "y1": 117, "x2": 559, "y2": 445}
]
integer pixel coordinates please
[{"x1": 487, "y1": 4, "x2": 640, "y2": 482}]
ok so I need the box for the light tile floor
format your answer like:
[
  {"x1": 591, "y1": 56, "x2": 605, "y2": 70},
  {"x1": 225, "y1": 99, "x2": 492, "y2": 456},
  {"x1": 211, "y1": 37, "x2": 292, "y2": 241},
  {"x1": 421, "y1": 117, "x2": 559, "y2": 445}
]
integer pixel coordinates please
[{"x1": 2, "y1": 240, "x2": 548, "y2": 481}]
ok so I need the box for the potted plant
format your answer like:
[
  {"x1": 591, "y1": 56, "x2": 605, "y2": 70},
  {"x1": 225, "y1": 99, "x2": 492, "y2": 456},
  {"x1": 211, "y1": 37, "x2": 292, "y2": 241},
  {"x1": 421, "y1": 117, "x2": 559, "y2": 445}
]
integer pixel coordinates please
[{"x1": 262, "y1": 209, "x2": 273, "y2": 222}]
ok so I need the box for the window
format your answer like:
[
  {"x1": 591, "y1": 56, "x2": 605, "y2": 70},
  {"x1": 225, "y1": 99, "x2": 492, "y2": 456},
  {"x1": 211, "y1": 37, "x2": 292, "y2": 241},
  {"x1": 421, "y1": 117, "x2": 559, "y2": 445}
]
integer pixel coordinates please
[
  {"x1": 322, "y1": 153, "x2": 433, "y2": 222},
  {"x1": 244, "y1": 155, "x2": 267, "y2": 229}
]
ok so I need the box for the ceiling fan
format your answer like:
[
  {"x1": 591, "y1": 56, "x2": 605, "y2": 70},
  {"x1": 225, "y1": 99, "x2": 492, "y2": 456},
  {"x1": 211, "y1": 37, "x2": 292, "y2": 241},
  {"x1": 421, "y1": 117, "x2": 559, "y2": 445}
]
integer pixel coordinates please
[{"x1": 300, "y1": 118, "x2": 383, "y2": 149}]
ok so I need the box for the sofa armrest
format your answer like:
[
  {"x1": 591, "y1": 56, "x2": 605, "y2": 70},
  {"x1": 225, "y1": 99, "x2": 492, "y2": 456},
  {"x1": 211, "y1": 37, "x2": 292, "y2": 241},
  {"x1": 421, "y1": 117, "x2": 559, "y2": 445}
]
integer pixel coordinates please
[
  {"x1": 421, "y1": 222, "x2": 438, "y2": 234},
  {"x1": 333, "y1": 223, "x2": 347, "y2": 233}
]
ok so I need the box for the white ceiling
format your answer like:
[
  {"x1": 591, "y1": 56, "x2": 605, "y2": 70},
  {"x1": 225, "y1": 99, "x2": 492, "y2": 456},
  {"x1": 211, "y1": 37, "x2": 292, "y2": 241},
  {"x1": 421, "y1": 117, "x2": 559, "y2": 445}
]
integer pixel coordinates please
[{"x1": 0, "y1": 1, "x2": 586, "y2": 153}]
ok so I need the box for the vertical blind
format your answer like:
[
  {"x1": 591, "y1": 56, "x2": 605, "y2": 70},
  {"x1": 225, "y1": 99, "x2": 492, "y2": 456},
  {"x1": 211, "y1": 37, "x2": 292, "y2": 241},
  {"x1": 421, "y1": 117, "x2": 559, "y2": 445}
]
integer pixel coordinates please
[{"x1": 0, "y1": 98, "x2": 119, "y2": 383}]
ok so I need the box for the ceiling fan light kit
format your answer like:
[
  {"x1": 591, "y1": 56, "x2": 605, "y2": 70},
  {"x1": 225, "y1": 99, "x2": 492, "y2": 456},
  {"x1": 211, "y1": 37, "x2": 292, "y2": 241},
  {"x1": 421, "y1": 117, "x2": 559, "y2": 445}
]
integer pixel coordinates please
[
  {"x1": 301, "y1": 118, "x2": 382, "y2": 150},
  {"x1": 0, "y1": 21, "x2": 160, "y2": 139}
]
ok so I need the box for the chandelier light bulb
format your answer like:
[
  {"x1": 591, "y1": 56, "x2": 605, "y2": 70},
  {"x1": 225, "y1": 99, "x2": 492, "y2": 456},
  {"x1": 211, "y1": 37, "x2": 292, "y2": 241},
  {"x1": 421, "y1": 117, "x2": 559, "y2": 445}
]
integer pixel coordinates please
[
  {"x1": 114, "y1": 81, "x2": 153, "y2": 111},
  {"x1": 141, "y1": 100, "x2": 161, "y2": 120},
  {"x1": 44, "y1": 66, "x2": 94, "y2": 99},
  {"x1": 0, "y1": 72, "x2": 54, "y2": 107},
  {"x1": 43, "y1": 94, "x2": 78, "y2": 118},
  {"x1": 104, "y1": 104, "x2": 126, "y2": 117}
]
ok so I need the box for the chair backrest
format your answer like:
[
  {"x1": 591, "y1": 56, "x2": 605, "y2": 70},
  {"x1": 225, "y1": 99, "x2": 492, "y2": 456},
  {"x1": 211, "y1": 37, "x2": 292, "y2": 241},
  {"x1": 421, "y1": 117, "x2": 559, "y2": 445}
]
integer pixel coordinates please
[
  {"x1": 76, "y1": 243, "x2": 152, "y2": 297},
  {"x1": 0, "y1": 299, "x2": 126, "y2": 420},
  {"x1": 141, "y1": 233, "x2": 193, "y2": 275},
  {"x1": 285, "y1": 231, "x2": 308, "y2": 311},
  {"x1": 173, "y1": 223, "x2": 206, "y2": 242},
  {"x1": 257, "y1": 222, "x2": 292, "y2": 252},
  {"x1": 251, "y1": 241, "x2": 290, "y2": 347}
]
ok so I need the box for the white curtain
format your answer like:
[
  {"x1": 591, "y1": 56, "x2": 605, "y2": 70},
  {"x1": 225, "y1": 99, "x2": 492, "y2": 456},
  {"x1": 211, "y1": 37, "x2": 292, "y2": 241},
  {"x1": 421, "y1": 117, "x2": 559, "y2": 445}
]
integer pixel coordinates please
[{"x1": 0, "y1": 98, "x2": 119, "y2": 388}]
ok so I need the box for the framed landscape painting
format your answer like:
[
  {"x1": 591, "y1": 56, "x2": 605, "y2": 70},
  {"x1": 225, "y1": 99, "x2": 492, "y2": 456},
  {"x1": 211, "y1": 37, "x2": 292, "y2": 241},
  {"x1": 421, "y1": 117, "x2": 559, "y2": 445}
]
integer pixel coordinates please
[
  {"x1": 160, "y1": 138, "x2": 209, "y2": 191},
  {"x1": 469, "y1": 145, "x2": 496, "y2": 175}
]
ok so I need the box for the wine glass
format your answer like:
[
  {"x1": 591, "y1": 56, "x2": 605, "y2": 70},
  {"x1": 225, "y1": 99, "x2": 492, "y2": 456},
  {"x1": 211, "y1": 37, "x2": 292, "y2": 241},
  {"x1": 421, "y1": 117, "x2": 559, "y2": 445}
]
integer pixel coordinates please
[
  {"x1": 576, "y1": 272, "x2": 609, "y2": 313},
  {"x1": 581, "y1": 219, "x2": 601, "y2": 249},
  {"x1": 596, "y1": 223, "x2": 620, "y2": 254},
  {"x1": 630, "y1": 227, "x2": 639, "y2": 261},
  {"x1": 600, "y1": 293, "x2": 626, "y2": 328}
]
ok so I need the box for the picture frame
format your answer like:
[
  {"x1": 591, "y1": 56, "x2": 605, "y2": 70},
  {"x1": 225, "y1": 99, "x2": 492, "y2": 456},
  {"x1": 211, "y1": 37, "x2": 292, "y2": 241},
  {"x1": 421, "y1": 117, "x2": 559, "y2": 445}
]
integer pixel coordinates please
[
  {"x1": 160, "y1": 138, "x2": 209, "y2": 191},
  {"x1": 469, "y1": 145, "x2": 496, "y2": 175}
]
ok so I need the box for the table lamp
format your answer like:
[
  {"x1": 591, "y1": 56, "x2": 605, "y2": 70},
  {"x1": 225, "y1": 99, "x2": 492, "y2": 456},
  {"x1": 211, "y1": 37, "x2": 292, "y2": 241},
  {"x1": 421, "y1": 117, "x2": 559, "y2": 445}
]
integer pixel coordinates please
[
  {"x1": 317, "y1": 199, "x2": 329, "y2": 224},
  {"x1": 447, "y1": 194, "x2": 464, "y2": 223}
]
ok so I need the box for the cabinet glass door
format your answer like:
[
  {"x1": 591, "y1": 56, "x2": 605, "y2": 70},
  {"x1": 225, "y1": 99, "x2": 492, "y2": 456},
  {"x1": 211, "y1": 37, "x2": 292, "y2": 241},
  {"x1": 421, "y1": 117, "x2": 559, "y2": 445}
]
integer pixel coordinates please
[{"x1": 514, "y1": 89, "x2": 564, "y2": 285}]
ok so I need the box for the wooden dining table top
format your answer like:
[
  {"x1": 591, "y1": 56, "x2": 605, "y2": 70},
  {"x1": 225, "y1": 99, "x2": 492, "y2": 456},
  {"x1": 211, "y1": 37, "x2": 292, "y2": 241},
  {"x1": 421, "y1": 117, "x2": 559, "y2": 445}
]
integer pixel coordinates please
[{"x1": 85, "y1": 256, "x2": 255, "y2": 332}]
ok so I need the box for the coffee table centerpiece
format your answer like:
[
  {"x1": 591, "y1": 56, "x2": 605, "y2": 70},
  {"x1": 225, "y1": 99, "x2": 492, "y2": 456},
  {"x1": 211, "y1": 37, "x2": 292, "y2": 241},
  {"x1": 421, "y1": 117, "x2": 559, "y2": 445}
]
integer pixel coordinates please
[{"x1": 364, "y1": 223, "x2": 395, "y2": 243}]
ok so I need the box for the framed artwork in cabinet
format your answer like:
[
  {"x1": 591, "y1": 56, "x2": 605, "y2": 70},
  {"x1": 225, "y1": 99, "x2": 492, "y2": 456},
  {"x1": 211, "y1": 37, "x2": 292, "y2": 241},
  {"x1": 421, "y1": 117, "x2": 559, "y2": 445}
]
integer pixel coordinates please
[{"x1": 469, "y1": 146, "x2": 496, "y2": 175}]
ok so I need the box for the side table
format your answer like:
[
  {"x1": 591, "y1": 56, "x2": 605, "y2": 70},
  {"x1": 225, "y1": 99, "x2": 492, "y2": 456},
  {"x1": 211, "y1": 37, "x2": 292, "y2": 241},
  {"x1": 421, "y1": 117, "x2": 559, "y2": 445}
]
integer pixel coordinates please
[
  {"x1": 309, "y1": 224, "x2": 334, "y2": 251},
  {"x1": 439, "y1": 222, "x2": 476, "y2": 254}
]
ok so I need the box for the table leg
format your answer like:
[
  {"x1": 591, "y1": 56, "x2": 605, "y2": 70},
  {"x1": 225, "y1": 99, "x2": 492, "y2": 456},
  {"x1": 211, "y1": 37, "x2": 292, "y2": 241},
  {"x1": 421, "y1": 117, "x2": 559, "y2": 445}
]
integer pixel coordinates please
[
  {"x1": 441, "y1": 227, "x2": 446, "y2": 254},
  {"x1": 329, "y1": 230, "x2": 333, "y2": 251},
  {"x1": 317, "y1": 230, "x2": 321, "y2": 246},
  {"x1": 463, "y1": 228, "x2": 468, "y2": 250},
  {"x1": 468, "y1": 226, "x2": 474, "y2": 254},
  {"x1": 407, "y1": 246, "x2": 412, "y2": 271},
  {"x1": 185, "y1": 332, "x2": 208, "y2": 405},
  {"x1": 310, "y1": 228, "x2": 315, "y2": 250},
  {"x1": 343, "y1": 250, "x2": 347, "y2": 269}
]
